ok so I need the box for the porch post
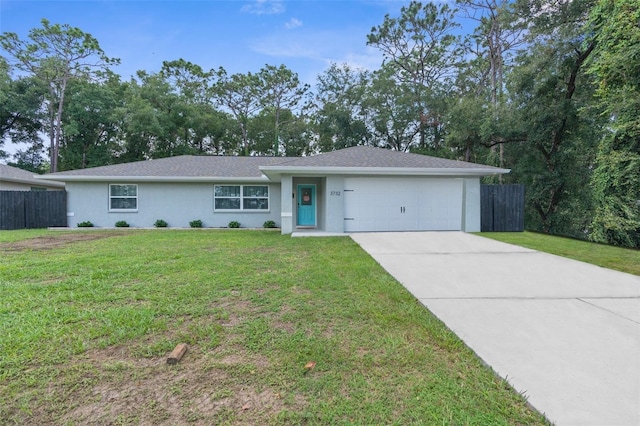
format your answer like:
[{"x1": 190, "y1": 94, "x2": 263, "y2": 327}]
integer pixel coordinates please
[{"x1": 280, "y1": 174, "x2": 293, "y2": 234}]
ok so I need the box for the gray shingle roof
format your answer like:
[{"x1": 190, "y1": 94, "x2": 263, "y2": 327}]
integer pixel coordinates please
[
  {"x1": 0, "y1": 164, "x2": 65, "y2": 187},
  {"x1": 42, "y1": 147, "x2": 507, "y2": 181},
  {"x1": 48, "y1": 155, "x2": 286, "y2": 178},
  {"x1": 272, "y1": 146, "x2": 502, "y2": 170}
]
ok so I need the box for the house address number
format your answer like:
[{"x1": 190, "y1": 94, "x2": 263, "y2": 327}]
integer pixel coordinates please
[{"x1": 330, "y1": 190, "x2": 341, "y2": 196}]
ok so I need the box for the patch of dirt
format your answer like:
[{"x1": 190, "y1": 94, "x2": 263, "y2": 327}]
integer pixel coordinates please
[
  {"x1": 271, "y1": 305, "x2": 297, "y2": 334},
  {"x1": 0, "y1": 231, "x2": 126, "y2": 252},
  {"x1": 215, "y1": 346, "x2": 271, "y2": 369},
  {"x1": 217, "y1": 300, "x2": 255, "y2": 328},
  {"x1": 5, "y1": 294, "x2": 308, "y2": 425},
  {"x1": 53, "y1": 342, "x2": 299, "y2": 426}
]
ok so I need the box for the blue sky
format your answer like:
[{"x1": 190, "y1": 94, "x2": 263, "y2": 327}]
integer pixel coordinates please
[{"x1": 0, "y1": 0, "x2": 420, "y2": 86}]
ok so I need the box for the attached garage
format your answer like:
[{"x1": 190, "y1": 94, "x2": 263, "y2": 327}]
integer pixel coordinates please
[
  {"x1": 259, "y1": 146, "x2": 509, "y2": 234},
  {"x1": 343, "y1": 177, "x2": 464, "y2": 232}
]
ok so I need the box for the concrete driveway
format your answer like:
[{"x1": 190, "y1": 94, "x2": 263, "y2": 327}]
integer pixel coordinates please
[{"x1": 350, "y1": 231, "x2": 640, "y2": 426}]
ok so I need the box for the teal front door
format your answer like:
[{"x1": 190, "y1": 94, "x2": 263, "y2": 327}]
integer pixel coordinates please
[{"x1": 297, "y1": 185, "x2": 316, "y2": 226}]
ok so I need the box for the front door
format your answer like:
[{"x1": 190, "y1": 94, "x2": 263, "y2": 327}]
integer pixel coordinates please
[{"x1": 297, "y1": 185, "x2": 316, "y2": 226}]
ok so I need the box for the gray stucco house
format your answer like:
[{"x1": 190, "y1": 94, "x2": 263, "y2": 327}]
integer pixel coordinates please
[
  {"x1": 38, "y1": 146, "x2": 508, "y2": 234},
  {"x1": 0, "y1": 164, "x2": 65, "y2": 191}
]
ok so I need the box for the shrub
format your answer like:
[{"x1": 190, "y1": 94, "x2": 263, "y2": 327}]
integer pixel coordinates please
[
  {"x1": 263, "y1": 220, "x2": 276, "y2": 228},
  {"x1": 77, "y1": 221, "x2": 94, "y2": 228},
  {"x1": 228, "y1": 220, "x2": 240, "y2": 228},
  {"x1": 189, "y1": 219, "x2": 203, "y2": 228},
  {"x1": 154, "y1": 219, "x2": 168, "y2": 228},
  {"x1": 115, "y1": 220, "x2": 130, "y2": 228}
]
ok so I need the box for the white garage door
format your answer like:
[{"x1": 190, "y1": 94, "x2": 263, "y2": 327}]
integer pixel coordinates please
[{"x1": 343, "y1": 177, "x2": 463, "y2": 232}]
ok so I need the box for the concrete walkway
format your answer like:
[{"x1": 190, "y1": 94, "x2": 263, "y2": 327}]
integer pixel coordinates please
[{"x1": 350, "y1": 231, "x2": 640, "y2": 426}]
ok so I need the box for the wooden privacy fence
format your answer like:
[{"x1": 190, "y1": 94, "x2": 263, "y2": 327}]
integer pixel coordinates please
[
  {"x1": 0, "y1": 191, "x2": 67, "y2": 230},
  {"x1": 481, "y1": 184, "x2": 525, "y2": 232}
]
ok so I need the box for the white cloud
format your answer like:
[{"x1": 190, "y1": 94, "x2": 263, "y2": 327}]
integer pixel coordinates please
[
  {"x1": 338, "y1": 47, "x2": 384, "y2": 71},
  {"x1": 285, "y1": 18, "x2": 302, "y2": 30},
  {"x1": 241, "y1": 0, "x2": 285, "y2": 15},
  {"x1": 251, "y1": 29, "x2": 378, "y2": 63},
  {"x1": 249, "y1": 29, "x2": 383, "y2": 85}
]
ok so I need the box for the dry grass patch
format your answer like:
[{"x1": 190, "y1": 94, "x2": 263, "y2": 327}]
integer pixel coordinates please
[
  {"x1": 0, "y1": 231, "x2": 126, "y2": 251},
  {"x1": 60, "y1": 348, "x2": 294, "y2": 426}
]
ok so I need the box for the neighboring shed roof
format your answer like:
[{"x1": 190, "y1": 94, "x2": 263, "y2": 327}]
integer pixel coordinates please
[
  {"x1": 39, "y1": 146, "x2": 509, "y2": 182},
  {"x1": 0, "y1": 164, "x2": 65, "y2": 188}
]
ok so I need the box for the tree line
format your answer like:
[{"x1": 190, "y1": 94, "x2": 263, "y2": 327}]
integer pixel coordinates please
[{"x1": 1, "y1": 0, "x2": 638, "y2": 248}]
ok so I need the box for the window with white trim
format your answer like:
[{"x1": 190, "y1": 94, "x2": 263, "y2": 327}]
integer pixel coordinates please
[
  {"x1": 109, "y1": 184, "x2": 138, "y2": 211},
  {"x1": 214, "y1": 185, "x2": 269, "y2": 211}
]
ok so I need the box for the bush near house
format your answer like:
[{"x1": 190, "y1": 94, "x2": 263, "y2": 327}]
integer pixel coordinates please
[{"x1": 189, "y1": 219, "x2": 203, "y2": 228}]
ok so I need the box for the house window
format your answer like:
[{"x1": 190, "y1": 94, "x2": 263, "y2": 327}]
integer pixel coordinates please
[
  {"x1": 109, "y1": 184, "x2": 137, "y2": 211},
  {"x1": 214, "y1": 185, "x2": 269, "y2": 211},
  {"x1": 243, "y1": 185, "x2": 269, "y2": 210},
  {"x1": 214, "y1": 185, "x2": 241, "y2": 210}
]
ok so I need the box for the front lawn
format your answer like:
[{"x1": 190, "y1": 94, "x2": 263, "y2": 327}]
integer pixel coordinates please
[
  {"x1": 0, "y1": 230, "x2": 547, "y2": 425},
  {"x1": 479, "y1": 231, "x2": 640, "y2": 276}
]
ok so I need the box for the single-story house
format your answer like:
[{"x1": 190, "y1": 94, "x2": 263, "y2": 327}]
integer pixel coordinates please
[
  {"x1": 37, "y1": 146, "x2": 509, "y2": 234},
  {"x1": 0, "y1": 163, "x2": 65, "y2": 191}
]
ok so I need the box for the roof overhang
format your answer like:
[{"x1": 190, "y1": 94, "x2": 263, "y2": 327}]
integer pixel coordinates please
[
  {"x1": 37, "y1": 166, "x2": 510, "y2": 183},
  {"x1": 259, "y1": 166, "x2": 511, "y2": 180},
  {"x1": 35, "y1": 175, "x2": 271, "y2": 183},
  {"x1": 4, "y1": 176, "x2": 65, "y2": 188}
]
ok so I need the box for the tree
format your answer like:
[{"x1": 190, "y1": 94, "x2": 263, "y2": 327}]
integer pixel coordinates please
[
  {"x1": 276, "y1": 112, "x2": 313, "y2": 157},
  {"x1": 590, "y1": 142, "x2": 640, "y2": 247},
  {"x1": 160, "y1": 60, "x2": 235, "y2": 155},
  {"x1": 314, "y1": 63, "x2": 372, "y2": 152},
  {"x1": 455, "y1": 0, "x2": 525, "y2": 169},
  {"x1": 130, "y1": 70, "x2": 185, "y2": 158},
  {"x1": 160, "y1": 59, "x2": 211, "y2": 103},
  {"x1": 116, "y1": 76, "x2": 160, "y2": 163},
  {"x1": 445, "y1": 50, "x2": 526, "y2": 165},
  {"x1": 367, "y1": 1, "x2": 461, "y2": 150},
  {"x1": 212, "y1": 68, "x2": 262, "y2": 155},
  {"x1": 0, "y1": 57, "x2": 44, "y2": 159},
  {"x1": 8, "y1": 144, "x2": 47, "y2": 173},
  {"x1": 249, "y1": 108, "x2": 312, "y2": 156},
  {"x1": 504, "y1": 0, "x2": 601, "y2": 236},
  {"x1": 365, "y1": 65, "x2": 421, "y2": 152},
  {"x1": 588, "y1": 0, "x2": 640, "y2": 247},
  {"x1": 0, "y1": 19, "x2": 118, "y2": 172},
  {"x1": 258, "y1": 64, "x2": 311, "y2": 155},
  {"x1": 59, "y1": 73, "x2": 125, "y2": 170}
]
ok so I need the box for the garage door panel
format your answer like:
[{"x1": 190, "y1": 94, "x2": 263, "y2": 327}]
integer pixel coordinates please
[{"x1": 344, "y1": 177, "x2": 463, "y2": 232}]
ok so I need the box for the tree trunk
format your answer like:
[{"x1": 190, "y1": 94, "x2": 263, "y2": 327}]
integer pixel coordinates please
[
  {"x1": 51, "y1": 77, "x2": 68, "y2": 173},
  {"x1": 274, "y1": 106, "x2": 281, "y2": 156},
  {"x1": 48, "y1": 117, "x2": 55, "y2": 173},
  {"x1": 241, "y1": 124, "x2": 249, "y2": 156}
]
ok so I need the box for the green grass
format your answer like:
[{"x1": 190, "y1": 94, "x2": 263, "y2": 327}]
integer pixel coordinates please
[
  {"x1": 0, "y1": 230, "x2": 548, "y2": 425},
  {"x1": 479, "y1": 231, "x2": 640, "y2": 276},
  {"x1": 0, "y1": 228, "x2": 54, "y2": 243}
]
